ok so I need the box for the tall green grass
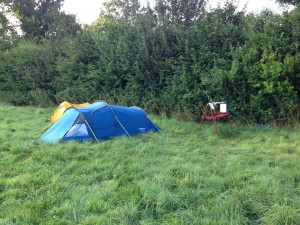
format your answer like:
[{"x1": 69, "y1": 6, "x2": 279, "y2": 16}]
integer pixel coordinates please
[{"x1": 0, "y1": 103, "x2": 300, "y2": 224}]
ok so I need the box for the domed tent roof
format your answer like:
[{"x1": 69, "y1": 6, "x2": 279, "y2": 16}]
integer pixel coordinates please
[
  {"x1": 40, "y1": 101, "x2": 160, "y2": 143},
  {"x1": 47, "y1": 101, "x2": 90, "y2": 122}
]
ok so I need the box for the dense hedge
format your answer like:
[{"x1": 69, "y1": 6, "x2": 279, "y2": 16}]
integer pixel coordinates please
[{"x1": 0, "y1": 2, "x2": 300, "y2": 123}]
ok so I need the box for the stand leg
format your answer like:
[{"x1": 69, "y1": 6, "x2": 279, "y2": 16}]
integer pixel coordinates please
[
  {"x1": 200, "y1": 117, "x2": 204, "y2": 129},
  {"x1": 228, "y1": 116, "x2": 232, "y2": 129},
  {"x1": 213, "y1": 119, "x2": 219, "y2": 135}
]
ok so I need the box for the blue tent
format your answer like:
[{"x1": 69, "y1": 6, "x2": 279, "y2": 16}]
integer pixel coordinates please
[{"x1": 40, "y1": 101, "x2": 160, "y2": 143}]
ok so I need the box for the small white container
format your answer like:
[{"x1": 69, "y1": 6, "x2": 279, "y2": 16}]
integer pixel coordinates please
[{"x1": 220, "y1": 103, "x2": 227, "y2": 113}]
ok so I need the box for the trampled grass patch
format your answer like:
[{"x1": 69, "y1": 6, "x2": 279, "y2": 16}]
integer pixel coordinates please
[{"x1": 0, "y1": 103, "x2": 300, "y2": 224}]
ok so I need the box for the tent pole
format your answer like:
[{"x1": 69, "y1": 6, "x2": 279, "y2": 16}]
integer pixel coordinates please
[
  {"x1": 115, "y1": 116, "x2": 133, "y2": 140},
  {"x1": 147, "y1": 116, "x2": 161, "y2": 133},
  {"x1": 104, "y1": 103, "x2": 133, "y2": 140},
  {"x1": 84, "y1": 119, "x2": 99, "y2": 143}
]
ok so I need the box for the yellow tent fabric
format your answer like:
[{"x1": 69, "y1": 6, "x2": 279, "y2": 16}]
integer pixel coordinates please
[{"x1": 47, "y1": 101, "x2": 89, "y2": 122}]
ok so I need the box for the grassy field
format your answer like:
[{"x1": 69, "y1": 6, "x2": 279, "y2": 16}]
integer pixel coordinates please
[{"x1": 0, "y1": 103, "x2": 300, "y2": 225}]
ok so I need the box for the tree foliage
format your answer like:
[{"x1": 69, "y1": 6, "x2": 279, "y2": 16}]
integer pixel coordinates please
[
  {"x1": 0, "y1": 0, "x2": 300, "y2": 124},
  {"x1": 276, "y1": 0, "x2": 300, "y2": 6},
  {"x1": 0, "y1": 3, "x2": 17, "y2": 50},
  {"x1": 3, "y1": 0, "x2": 81, "y2": 40},
  {"x1": 155, "y1": 0, "x2": 206, "y2": 26}
]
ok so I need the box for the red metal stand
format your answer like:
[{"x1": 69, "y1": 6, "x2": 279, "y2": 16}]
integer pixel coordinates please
[{"x1": 200, "y1": 103, "x2": 232, "y2": 135}]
